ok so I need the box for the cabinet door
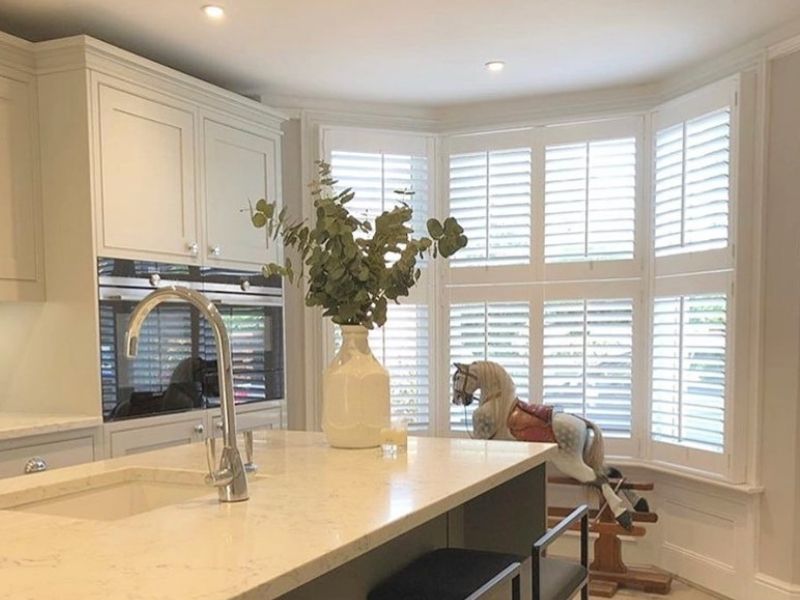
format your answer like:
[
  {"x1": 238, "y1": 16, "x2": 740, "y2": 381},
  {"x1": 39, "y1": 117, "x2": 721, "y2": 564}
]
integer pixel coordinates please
[
  {"x1": 96, "y1": 81, "x2": 199, "y2": 262},
  {"x1": 204, "y1": 119, "x2": 280, "y2": 266},
  {"x1": 0, "y1": 74, "x2": 41, "y2": 297}
]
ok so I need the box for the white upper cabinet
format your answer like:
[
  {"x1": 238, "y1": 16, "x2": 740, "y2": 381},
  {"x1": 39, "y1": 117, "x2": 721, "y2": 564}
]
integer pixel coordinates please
[
  {"x1": 203, "y1": 118, "x2": 281, "y2": 267},
  {"x1": 0, "y1": 71, "x2": 43, "y2": 300},
  {"x1": 95, "y1": 78, "x2": 200, "y2": 262}
]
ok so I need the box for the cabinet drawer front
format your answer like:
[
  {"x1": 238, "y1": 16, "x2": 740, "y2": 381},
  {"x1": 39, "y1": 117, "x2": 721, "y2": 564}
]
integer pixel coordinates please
[
  {"x1": 108, "y1": 416, "x2": 206, "y2": 458},
  {"x1": 0, "y1": 436, "x2": 95, "y2": 479},
  {"x1": 96, "y1": 81, "x2": 198, "y2": 260},
  {"x1": 204, "y1": 119, "x2": 280, "y2": 266}
]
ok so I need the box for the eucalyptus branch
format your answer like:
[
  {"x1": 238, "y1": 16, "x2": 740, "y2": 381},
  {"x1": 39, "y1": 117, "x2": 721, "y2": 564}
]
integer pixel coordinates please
[{"x1": 251, "y1": 160, "x2": 468, "y2": 329}]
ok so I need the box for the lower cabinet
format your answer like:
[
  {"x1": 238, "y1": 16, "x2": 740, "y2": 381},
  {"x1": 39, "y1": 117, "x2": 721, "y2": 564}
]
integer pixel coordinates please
[
  {"x1": 104, "y1": 402, "x2": 286, "y2": 458},
  {"x1": 0, "y1": 430, "x2": 97, "y2": 479},
  {"x1": 211, "y1": 402, "x2": 284, "y2": 437},
  {"x1": 105, "y1": 412, "x2": 207, "y2": 458}
]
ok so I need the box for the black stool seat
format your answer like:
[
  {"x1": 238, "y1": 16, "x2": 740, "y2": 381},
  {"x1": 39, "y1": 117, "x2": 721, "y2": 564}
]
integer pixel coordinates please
[
  {"x1": 538, "y1": 557, "x2": 588, "y2": 600},
  {"x1": 368, "y1": 548, "x2": 522, "y2": 600}
]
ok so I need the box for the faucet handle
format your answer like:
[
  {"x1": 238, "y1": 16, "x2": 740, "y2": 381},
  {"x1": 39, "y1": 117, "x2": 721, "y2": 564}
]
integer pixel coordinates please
[
  {"x1": 205, "y1": 437, "x2": 217, "y2": 475},
  {"x1": 243, "y1": 430, "x2": 258, "y2": 473}
]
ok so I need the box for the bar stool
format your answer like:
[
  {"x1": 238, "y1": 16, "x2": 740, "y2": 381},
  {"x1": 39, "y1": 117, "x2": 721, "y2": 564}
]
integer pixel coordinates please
[{"x1": 368, "y1": 505, "x2": 588, "y2": 600}]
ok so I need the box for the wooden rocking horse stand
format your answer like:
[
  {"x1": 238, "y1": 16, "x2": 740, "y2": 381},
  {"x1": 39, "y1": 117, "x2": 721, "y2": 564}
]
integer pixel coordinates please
[{"x1": 548, "y1": 476, "x2": 673, "y2": 598}]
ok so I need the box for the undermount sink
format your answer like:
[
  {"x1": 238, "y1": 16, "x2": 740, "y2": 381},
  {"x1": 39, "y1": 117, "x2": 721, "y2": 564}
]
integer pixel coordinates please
[{"x1": 0, "y1": 468, "x2": 215, "y2": 521}]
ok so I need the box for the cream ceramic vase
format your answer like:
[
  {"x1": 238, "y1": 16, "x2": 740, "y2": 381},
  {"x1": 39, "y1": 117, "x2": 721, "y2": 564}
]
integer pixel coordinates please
[{"x1": 322, "y1": 325, "x2": 390, "y2": 448}]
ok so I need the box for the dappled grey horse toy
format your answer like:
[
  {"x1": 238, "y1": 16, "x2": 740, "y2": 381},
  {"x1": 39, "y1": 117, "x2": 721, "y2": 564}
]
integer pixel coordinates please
[{"x1": 452, "y1": 360, "x2": 649, "y2": 529}]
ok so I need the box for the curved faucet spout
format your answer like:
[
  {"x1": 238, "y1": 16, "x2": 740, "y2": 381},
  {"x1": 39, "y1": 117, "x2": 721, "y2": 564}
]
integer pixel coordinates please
[{"x1": 125, "y1": 285, "x2": 248, "y2": 502}]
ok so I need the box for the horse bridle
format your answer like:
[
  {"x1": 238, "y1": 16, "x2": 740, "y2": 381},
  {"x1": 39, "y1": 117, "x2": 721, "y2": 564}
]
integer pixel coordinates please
[{"x1": 453, "y1": 363, "x2": 478, "y2": 406}]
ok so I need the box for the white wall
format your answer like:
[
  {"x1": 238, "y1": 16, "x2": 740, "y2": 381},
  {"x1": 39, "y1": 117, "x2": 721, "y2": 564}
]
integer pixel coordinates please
[{"x1": 756, "y1": 47, "x2": 800, "y2": 591}]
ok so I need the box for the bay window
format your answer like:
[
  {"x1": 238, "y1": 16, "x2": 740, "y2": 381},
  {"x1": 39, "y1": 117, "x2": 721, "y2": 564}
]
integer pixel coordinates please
[{"x1": 314, "y1": 73, "x2": 749, "y2": 481}]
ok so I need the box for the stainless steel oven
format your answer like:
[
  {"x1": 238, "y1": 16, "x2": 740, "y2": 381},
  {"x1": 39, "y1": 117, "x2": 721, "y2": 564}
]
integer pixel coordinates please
[{"x1": 97, "y1": 258, "x2": 284, "y2": 421}]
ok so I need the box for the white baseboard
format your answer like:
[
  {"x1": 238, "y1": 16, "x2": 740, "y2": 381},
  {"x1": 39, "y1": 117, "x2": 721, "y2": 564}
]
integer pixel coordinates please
[
  {"x1": 661, "y1": 542, "x2": 739, "y2": 599},
  {"x1": 753, "y1": 574, "x2": 800, "y2": 600}
]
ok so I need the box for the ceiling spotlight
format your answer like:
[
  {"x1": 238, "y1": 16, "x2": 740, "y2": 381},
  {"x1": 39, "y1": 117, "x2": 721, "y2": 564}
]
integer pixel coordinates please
[
  {"x1": 202, "y1": 5, "x2": 225, "y2": 19},
  {"x1": 485, "y1": 61, "x2": 505, "y2": 72}
]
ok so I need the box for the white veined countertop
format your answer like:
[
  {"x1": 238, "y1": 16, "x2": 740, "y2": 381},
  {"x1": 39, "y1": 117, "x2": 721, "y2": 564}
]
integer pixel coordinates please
[
  {"x1": 0, "y1": 412, "x2": 101, "y2": 441},
  {"x1": 0, "y1": 429, "x2": 554, "y2": 600}
]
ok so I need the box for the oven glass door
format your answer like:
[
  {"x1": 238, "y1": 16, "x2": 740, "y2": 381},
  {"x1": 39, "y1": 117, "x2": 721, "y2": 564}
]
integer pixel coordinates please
[{"x1": 100, "y1": 294, "x2": 284, "y2": 421}]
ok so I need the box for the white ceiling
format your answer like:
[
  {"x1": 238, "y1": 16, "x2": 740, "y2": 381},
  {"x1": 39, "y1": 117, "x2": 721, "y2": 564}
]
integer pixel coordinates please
[{"x1": 1, "y1": 0, "x2": 799, "y2": 107}]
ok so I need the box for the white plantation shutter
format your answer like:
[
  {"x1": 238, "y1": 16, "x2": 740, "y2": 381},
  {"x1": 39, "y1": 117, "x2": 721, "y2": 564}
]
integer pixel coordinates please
[
  {"x1": 329, "y1": 150, "x2": 429, "y2": 236},
  {"x1": 449, "y1": 302, "x2": 530, "y2": 431},
  {"x1": 542, "y1": 299, "x2": 633, "y2": 437},
  {"x1": 654, "y1": 108, "x2": 731, "y2": 257},
  {"x1": 651, "y1": 293, "x2": 727, "y2": 453},
  {"x1": 333, "y1": 304, "x2": 430, "y2": 431},
  {"x1": 545, "y1": 138, "x2": 636, "y2": 262},
  {"x1": 325, "y1": 134, "x2": 434, "y2": 432},
  {"x1": 449, "y1": 148, "x2": 532, "y2": 267}
]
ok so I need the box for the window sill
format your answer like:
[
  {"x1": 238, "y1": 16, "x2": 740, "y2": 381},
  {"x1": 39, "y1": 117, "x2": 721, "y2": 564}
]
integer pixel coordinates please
[{"x1": 605, "y1": 456, "x2": 763, "y2": 496}]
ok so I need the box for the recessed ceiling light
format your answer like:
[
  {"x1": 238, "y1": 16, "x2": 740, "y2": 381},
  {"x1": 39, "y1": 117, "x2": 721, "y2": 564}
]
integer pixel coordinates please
[
  {"x1": 484, "y1": 61, "x2": 505, "y2": 72},
  {"x1": 202, "y1": 5, "x2": 225, "y2": 19}
]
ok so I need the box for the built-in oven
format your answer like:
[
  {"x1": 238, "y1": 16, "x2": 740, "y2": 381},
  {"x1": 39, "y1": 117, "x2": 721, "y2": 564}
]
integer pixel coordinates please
[{"x1": 97, "y1": 258, "x2": 284, "y2": 421}]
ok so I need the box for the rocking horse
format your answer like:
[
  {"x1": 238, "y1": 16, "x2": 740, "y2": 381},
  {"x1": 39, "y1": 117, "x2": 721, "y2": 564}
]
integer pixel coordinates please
[
  {"x1": 452, "y1": 360, "x2": 672, "y2": 597},
  {"x1": 451, "y1": 361, "x2": 648, "y2": 530}
]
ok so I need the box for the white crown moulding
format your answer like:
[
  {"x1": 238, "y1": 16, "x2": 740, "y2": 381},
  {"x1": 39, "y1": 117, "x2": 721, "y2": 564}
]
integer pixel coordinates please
[{"x1": 27, "y1": 34, "x2": 287, "y2": 131}]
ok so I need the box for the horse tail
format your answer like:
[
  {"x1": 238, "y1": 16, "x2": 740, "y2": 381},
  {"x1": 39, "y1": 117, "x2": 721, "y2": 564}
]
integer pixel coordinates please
[{"x1": 580, "y1": 417, "x2": 605, "y2": 473}]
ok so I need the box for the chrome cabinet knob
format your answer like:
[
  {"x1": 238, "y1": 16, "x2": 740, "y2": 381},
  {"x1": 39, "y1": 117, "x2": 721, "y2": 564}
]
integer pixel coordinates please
[
  {"x1": 24, "y1": 457, "x2": 47, "y2": 474},
  {"x1": 210, "y1": 245, "x2": 222, "y2": 257},
  {"x1": 187, "y1": 242, "x2": 199, "y2": 256},
  {"x1": 240, "y1": 279, "x2": 251, "y2": 292},
  {"x1": 216, "y1": 422, "x2": 223, "y2": 431},
  {"x1": 194, "y1": 423, "x2": 205, "y2": 435},
  {"x1": 149, "y1": 273, "x2": 161, "y2": 287}
]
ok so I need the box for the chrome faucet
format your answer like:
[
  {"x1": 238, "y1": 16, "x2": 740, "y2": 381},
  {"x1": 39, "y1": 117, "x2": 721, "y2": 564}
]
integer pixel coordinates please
[{"x1": 124, "y1": 285, "x2": 249, "y2": 502}]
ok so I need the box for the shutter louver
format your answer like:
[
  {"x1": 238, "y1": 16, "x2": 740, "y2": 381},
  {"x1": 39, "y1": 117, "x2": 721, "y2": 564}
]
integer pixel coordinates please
[
  {"x1": 333, "y1": 304, "x2": 430, "y2": 431},
  {"x1": 545, "y1": 138, "x2": 636, "y2": 262},
  {"x1": 655, "y1": 108, "x2": 731, "y2": 257},
  {"x1": 543, "y1": 299, "x2": 633, "y2": 437},
  {"x1": 651, "y1": 293, "x2": 727, "y2": 453},
  {"x1": 449, "y1": 149, "x2": 531, "y2": 267},
  {"x1": 449, "y1": 302, "x2": 530, "y2": 431}
]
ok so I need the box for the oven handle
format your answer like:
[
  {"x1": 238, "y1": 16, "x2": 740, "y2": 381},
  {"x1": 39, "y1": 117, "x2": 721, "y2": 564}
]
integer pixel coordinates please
[
  {"x1": 99, "y1": 286, "x2": 283, "y2": 307},
  {"x1": 204, "y1": 292, "x2": 283, "y2": 307}
]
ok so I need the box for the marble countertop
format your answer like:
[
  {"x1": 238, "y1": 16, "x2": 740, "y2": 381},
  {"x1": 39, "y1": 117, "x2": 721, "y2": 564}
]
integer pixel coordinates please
[
  {"x1": 0, "y1": 412, "x2": 102, "y2": 441},
  {"x1": 0, "y1": 430, "x2": 554, "y2": 600}
]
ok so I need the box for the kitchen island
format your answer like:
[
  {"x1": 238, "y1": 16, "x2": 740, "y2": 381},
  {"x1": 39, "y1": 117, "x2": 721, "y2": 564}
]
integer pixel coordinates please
[{"x1": 0, "y1": 430, "x2": 555, "y2": 599}]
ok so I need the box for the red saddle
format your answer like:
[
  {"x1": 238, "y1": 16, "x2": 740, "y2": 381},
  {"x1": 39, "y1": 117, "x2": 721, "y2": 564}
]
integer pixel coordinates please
[{"x1": 507, "y1": 400, "x2": 557, "y2": 443}]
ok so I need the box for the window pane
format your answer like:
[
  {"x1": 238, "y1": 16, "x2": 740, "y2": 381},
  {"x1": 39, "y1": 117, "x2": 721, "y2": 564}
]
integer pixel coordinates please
[
  {"x1": 449, "y1": 149, "x2": 531, "y2": 267},
  {"x1": 654, "y1": 108, "x2": 730, "y2": 257},
  {"x1": 545, "y1": 138, "x2": 636, "y2": 262},
  {"x1": 651, "y1": 293, "x2": 727, "y2": 453},
  {"x1": 543, "y1": 298, "x2": 633, "y2": 437},
  {"x1": 449, "y1": 302, "x2": 530, "y2": 432}
]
